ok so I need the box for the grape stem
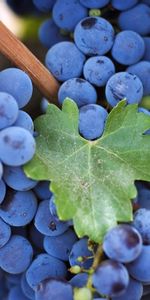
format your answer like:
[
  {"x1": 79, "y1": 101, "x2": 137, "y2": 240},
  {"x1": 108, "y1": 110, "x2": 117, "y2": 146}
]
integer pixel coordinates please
[
  {"x1": 92, "y1": 244, "x2": 103, "y2": 271},
  {"x1": 86, "y1": 244, "x2": 109, "y2": 298},
  {"x1": 0, "y1": 21, "x2": 59, "y2": 103}
]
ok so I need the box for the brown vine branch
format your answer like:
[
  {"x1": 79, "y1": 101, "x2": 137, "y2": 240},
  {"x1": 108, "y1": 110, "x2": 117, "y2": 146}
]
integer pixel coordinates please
[{"x1": 0, "y1": 21, "x2": 59, "y2": 103}]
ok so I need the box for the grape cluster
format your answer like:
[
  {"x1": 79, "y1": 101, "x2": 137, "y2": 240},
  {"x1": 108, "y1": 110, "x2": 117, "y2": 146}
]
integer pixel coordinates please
[
  {"x1": 35, "y1": 0, "x2": 150, "y2": 142},
  {"x1": 1, "y1": 0, "x2": 150, "y2": 299},
  {"x1": 36, "y1": 1, "x2": 150, "y2": 299}
]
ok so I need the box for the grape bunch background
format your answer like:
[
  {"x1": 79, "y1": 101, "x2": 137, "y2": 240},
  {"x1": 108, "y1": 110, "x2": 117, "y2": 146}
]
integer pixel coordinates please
[{"x1": 0, "y1": 0, "x2": 150, "y2": 299}]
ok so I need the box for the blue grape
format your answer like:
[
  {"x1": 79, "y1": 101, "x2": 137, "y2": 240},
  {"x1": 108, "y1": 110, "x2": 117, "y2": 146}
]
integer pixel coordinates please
[
  {"x1": 39, "y1": 19, "x2": 67, "y2": 49},
  {"x1": 13, "y1": 110, "x2": 34, "y2": 134},
  {"x1": 0, "y1": 235, "x2": 33, "y2": 274},
  {"x1": 49, "y1": 196, "x2": 73, "y2": 224},
  {"x1": 138, "y1": 107, "x2": 150, "y2": 135},
  {"x1": 118, "y1": 4, "x2": 150, "y2": 36},
  {"x1": 135, "y1": 182, "x2": 150, "y2": 209},
  {"x1": 29, "y1": 224, "x2": 44, "y2": 250},
  {"x1": 143, "y1": 37, "x2": 150, "y2": 61},
  {"x1": 3, "y1": 166, "x2": 37, "y2": 191},
  {"x1": 0, "y1": 127, "x2": 36, "y2": 166},
  {"x1": 103, "y1": 224, "x2": 142, "y2": 263},
  {"x1": 0, "y1": 218, "x2": 11, "y2": 248},
  {"x1": 52, "y1": 0, "x2": 88, "y2": 31},
  {"x1": 35, "y1": 279, "x2": 73, "y2": 300},
  {"x1": 79, "y1": 104, "x2": 108, "y2": 140},
  {"x1": 69, "y1": 238, "x2": 93, "y2": 269},
  {"x1": 26, "y1": 253, "x2": 67, "y2": 290},
  {"x1": 0, "y1": 68, "x2": 33, "y2": 108},
  {"x1": 21, "y1": 273, "x2": 35, "y2": 300},
  {"x1": 69, "y1": 273, "x2": 88, "y2": 288},
  {"x1": 5, "y1": 273, "x2": 21, "y2": 286},
  {"x1": 0, "y1": 92, "x2": 19, "y2": 129},
  {"x1": 0, "y1": 190, "x2": 37, "y2": 226},
  {"x1": 83, "y1": 56, "x2": 115, "y2": 87},
  {"x1": 139, "y1": 107, "x2": 150, "y2": 116},
  {"x1": 133, "y1": 208, "x2": 150, "y2": 244},
  {"x1": 105, "y1": 72, "x2": 143, "y2": 107},
  {"x1": 74, "y1": 17, "x2": 115, "y2": 56},
  {"x1": 80, "y1": 0, "x2": 110, "y2": 8},
  {"x1": 142, "y1": 0, "x2": 150, "y2": 5},
  {"x1": 111, "y1": 0, "x2": 139, "y2": 10},
  {"x1": 112, "y1": 277, "x2": 143, "y2": 300},
  {"x1": 92, "y1": 260, "x2": 129, "y2": 297},
  {"x1": 34, "y1": 199, "x2": 69, "y2": 236},
  {"x1": 34, "y1": 180, "x2": 52, "y2": 200},
  {"x1": 58, "y1": 78, "x2": 97, "y2": 107},
  {"x1": 45, "y1": 41, "x2": 85, "y2": 81},
  {"x1": 127, "y1": 61, "x2": 150, "y2": 96},
  {"x1": 41, "y1": 98, "x2": 49, "y2": 114},
  {"x1": 0, "y1": 162, "x2": 3, "y2": 180},
  {"x1": 49, "y1": 195, "x2": 59, "y2": 220},
  {"x1": 6, "y1": 0, "x2": 37, "y2": 15},
  {"x1": 128, "y1": 245, "x2": 150, "y2": 282},
  {"x1": 33, "y1": 0, "x2": 55, "y2": 11},
  {"x1": 44, "y1": 228, "x2": 78, "y2": 261},
  {"x1": 111, "y1": 31, "x2": 145, "y2": 66},
  {"x1": 8, "y1": 286, "x2": 29, "y2": 300},
  {"x1": 0, "y1": 180, "x2": 6, "y2": 204}
]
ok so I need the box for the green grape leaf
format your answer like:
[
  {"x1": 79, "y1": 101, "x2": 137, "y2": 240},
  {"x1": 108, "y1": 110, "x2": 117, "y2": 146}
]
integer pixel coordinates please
[{"x1": 24, "y1": 99, "x2": 150, "y2": 242}]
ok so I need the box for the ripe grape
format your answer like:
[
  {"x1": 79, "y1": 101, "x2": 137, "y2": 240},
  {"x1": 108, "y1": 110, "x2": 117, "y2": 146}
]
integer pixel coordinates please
[
  {"x1": 3, "y1": 166, "x2": 37, "y2": 191},
  {"x1": 34, "y1": 199, "x2": 69, "y2": 236},
  {"x1": 26, "y1": 254, "x2": 67, "y2": 290},
  {"x1": 0, "y1": 92, "x2": 19, "y2": 130},
  {"x1": 52, "y1": 0, "x2": 88, "y2": 31},
  {"x1": 127, "y1": 61, "x2": 150, "y2": 96},
  {"x1": 69, "y1": 238, "x2": 93, "y2": 269},
  {"x1": 74, "y1": 17, "x2": 115, "y2": 56},
  {"x1": 111, "y1": 31, "x2": 145, "y2": 65},
  {"x1": 0, "y1": 190, "x2": 37, "y2": 226},
  {"x1": 103, "y1": 224, "x2": 142, "y2": 263},
  {"x1": 118, "y1": 4, "x2": 150, "y2": 36},
  {"x1": 0, "y1": 235, "x2": 33, "y2": 274},
  {"x1": 0, "y1": 180, "x2": 6, "y2": 204},
  {"x1": 105, "y1": 72, "x2": 143, "y2": 107},
  {"x1": 133, "y1": 209, "x2": 150, "y2": 244},
  {"x1": 35, "y1": 279, "x2": 73, "y2": 300},
  {"x1": 44, "y1": 228, "x2": 78, "y2": 261},
  {"x1": 111, "y1": 0, "x2": 139, "y2": 11},
  {"x1": 79, "y1": 104, "x2": 108, "y2": 140},
  {"x1": 58, "y1": 78, "x2": 97, "y2": 107},
  {"x1": 80, "y1": 0, "x2": 110, "y2": 8},
  {"x1": 0, "y1": 68, "x2": 33, "y2": 108},
  {"x1": 45, "y1": 42, "x2": 86, "y2": 81},
  {"x1": 92, "y1": 260, "x2": 129, "y2": 297},
  {"x1": 83, "y1": 56, "x2": 115, "y2": 87},
  {"x1": 13, "y1": 110, "x2": 34, "y2": 134},
  {"x1": 112, "y1": 278, "x2": 143, "y2": 300},
  {"x1": 127, "y1": 245, "x2": 150, "y2": 283},
  {"x1": 39, "y1": 19, "x2": 68, "y2": 49},
  {"x1": 33, "y1": 0, "x2": 56, "y2": 12},
  {"x1": 0, "y1": 126, "x2": 36, "y2": 166},
  {"x1": 21, "y1": 273, "x2": 36, "y2": 299}
]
